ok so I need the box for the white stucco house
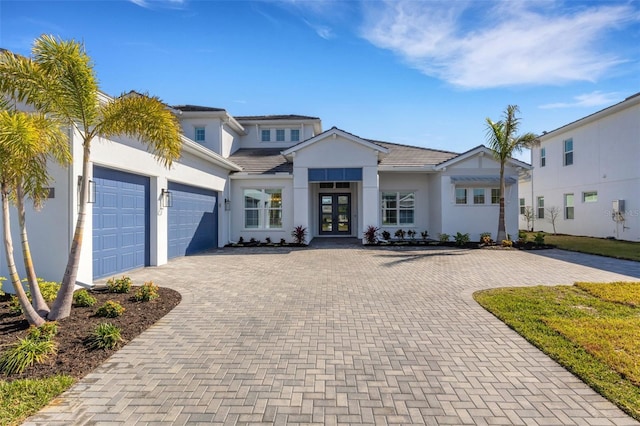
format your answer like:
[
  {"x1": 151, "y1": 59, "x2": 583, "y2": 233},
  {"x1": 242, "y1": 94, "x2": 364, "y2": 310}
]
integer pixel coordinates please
[
  {"x1": 1, "y1": 97, "x2": 529, "y2": 286},
  {"x1": 519, "y1": 92, "x2": 640, "y2": 241}
]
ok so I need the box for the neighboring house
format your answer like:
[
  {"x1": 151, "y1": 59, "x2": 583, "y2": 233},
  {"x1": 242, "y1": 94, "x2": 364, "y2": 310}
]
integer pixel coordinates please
[
  {"x1": 0, "y1": 99, "x2": 529, "y2": 286},
  {"x1": 519, "y1": 92, "x2": 640, "y2": 241}
]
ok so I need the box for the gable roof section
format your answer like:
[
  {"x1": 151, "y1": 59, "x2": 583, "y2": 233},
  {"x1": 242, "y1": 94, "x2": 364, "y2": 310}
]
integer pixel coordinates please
[
  {"x1": 173, "y1": 104, "x2": 226, "y2": 112},
  {"x1": 180, "y1": 135, "x2": 242, "y2": 172},
  {"x1": 372, "y1": 141, "x2": 458, "y2": 168},
  {"x1": 235, "y1": 114, "x2": 320, "y2": 121},
  {"x1": 435, "y1": 145, "x2": 532, "y2": 170},
  {"x1": 228, "y1": 148, "x2": 291, "y2": 174},
  {"x1": 282, "y1": 127, "x2": 389, "y2": 156}
]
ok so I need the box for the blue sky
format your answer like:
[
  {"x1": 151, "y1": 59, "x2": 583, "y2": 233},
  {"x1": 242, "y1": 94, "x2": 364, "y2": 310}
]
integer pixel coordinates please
[{"x1": 1, "y1": 0, "x2": 639, "y2": 161}]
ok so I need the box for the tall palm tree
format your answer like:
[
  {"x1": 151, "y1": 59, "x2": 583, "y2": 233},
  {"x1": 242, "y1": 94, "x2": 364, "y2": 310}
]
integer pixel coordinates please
[
  {"x1": 0, "y1": 109, "x2": 68, "y2": 325},
  {"x1": 485, "y1": 105, "x2": 537, "y2": 242},
  {"x1": 0, "y1": 35, "x2": 182, "y2": 320}
]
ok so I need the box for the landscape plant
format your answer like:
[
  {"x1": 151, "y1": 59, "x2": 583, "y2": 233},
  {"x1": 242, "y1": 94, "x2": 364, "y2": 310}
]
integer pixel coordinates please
[
  {"x1": 454, "y1": 232, "x2": 470, "y2": 246},
  {"x1": 106, "y1": 276, "x2": 132, "y2": 294},
  {"x1": 85, "y1": 323, "x2": 123, "y2": 350},
  {"x1": 407, "y1": 229, "x2": 416, "y2": 240},
  {"x1": 480, "y1": 232, "x2": 493, "y2": 244},
  {"x1": 133, "y1": 281, "x2": 159, "y2": 302},
  {"x1": 534, "y1": 232, "x2": 545, "y2": 246},
  {"x1": 72, "y1": 289, "x2": 97, "y2": 307},
  {"x1": 420, "y1": 231, "x2": 429, "y2": 240},
  {"x1": 0, "y1": 323, "x2": 58, "y2": 375},
  {"x1": 438, "y1": 233, "x2": 450, "y2": 243},
  {"x1": 96, "y1": 301, "x2": 125, "y2": 318},
  {"x1": 394, "y1": 229, "x2": 406, "y2": 240},
  {"x1": 0, "y1": 35, "x2": 182, "y2": 321},
  {"x1": 381, "y1": 230, "x2": 391, "y2": 240},
  {"x1": 364, "y1": 225, "x2": 379, "y2": 244},
  {"x1": 522, "y1": 206, "x2": 534, "y2": 231},
  {"x1": 485, "y1": 105, "x2": 537, "y2": 242},
  {"x1": 291, "y1": 225, "x2": 307, "y2": 244},
  {"x1": 546, "y1": 206, "x2": 561, "y2": 234}
]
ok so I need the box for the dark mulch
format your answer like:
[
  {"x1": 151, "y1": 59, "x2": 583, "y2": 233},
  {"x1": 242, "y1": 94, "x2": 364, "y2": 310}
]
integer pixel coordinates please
[{"x1": 0, "y1": 286, "x2": 181, "y2": 382}]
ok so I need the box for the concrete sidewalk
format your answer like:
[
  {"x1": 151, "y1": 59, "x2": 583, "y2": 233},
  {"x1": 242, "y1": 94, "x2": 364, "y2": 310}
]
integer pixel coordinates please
[{"x1": 26, "y1": 246, "x2": 640, "y2": 425}]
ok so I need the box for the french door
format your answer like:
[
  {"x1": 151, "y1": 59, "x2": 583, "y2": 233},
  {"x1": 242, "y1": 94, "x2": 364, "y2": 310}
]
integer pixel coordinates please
[{"x1": 319, "y1": 193, "x2": 351, "y2": 235}]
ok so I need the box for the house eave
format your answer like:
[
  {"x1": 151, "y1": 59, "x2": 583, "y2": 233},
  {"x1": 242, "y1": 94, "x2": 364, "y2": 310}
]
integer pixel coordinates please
[
  {"x1": 230, "y1": 172, "x2": 293, "y2": 180},
  {"x1": 180, "y1": 135, "x2": 242, "y2": 172},
  {"x1": 378, "y1": 165, "x2": 436, "y2": 172}
]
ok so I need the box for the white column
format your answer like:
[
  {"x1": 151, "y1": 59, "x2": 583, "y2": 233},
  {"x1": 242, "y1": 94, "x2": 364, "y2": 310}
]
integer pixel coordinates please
[
  {"x1": 361, "y1": 166, "x2": 379, "y2": 241},
  {"x1": 152, "y1": 177, "x2": 168, "y2": 266},
  {"x1": 292, "y1": 166, "x2": 309, "y2": 242}
]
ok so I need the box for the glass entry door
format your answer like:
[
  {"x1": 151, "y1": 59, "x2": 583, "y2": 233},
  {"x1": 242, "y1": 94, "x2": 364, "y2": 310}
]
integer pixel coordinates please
[{"x1": 319, "y1": 193, "x2": 351, "y2": 235}]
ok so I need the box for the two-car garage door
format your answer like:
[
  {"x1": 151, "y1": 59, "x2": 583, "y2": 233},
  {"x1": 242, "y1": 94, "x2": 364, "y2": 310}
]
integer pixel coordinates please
[{"x1": 92, "y1": 166, "x2": 218, "y2": 279}]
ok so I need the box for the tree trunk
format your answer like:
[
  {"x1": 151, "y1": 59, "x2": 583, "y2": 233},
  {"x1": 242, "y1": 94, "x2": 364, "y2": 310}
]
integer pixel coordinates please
[
  {"x1": 49, "y1": 142, "x2": 91, "y2": 320},
  {"x1": 496, "y1": 163, "x2": 507, "y2": 242},
  {"x1": 16, "y1": 182, "x2": 50, "y2": 316},
  {"x1": 1, "y1": 182, "x2": 45, "y2": 327}
]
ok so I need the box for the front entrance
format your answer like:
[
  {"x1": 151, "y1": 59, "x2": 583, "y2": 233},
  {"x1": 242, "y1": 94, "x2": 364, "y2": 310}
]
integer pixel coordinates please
[{"x1": 319, "y1": 193, "x2": 351, "y2": 235}]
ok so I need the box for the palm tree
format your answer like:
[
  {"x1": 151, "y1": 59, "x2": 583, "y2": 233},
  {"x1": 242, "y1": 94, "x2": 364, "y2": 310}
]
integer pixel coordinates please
[
  {"x1": 0, "y1": 35, "x2": 182, "y2": 320},
  {"x1": 485, "y1": 105, "x2": 537, "y2": 242},
  {"x1": 0, "y1": 109, "x2": 69, "y2": 325}
]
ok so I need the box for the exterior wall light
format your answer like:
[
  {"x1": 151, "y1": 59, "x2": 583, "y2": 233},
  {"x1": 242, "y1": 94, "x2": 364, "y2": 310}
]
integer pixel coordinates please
[
  {"x1": 161, "y1": 189, "x2": 173, "y2": 208},
  {"x1": 224, "y1": 198, "x2": 231, "y2": 211},
  {"x1": 77, "y1": 176, "x2": 96, "y2": 204}
]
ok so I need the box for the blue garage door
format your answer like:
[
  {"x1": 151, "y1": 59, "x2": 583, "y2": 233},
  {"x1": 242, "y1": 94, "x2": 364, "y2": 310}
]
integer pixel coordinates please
[
  {"x1": 93, "y1": 167, "x2": 150, "y2": 279},
  {"x1": 168, "y1": 182, "x2": 218, "y2": 258}
]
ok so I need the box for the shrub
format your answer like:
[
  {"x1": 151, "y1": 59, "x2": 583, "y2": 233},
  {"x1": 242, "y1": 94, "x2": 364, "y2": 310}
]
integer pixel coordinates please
[
  {"x1": 534, "y1": 232, "x2": 545, "y2": 245},
  {"x1": 420, "y1": 231, "x2": 429, "y2": 240},
  {"x1": 364, "y1": 225, "x2": 379, "y2": 244},
  {"x1": 86, "y1": 323, "x2": 123, "y2": 350},
  {"x1": 279, "y1": 238, "x2": 286, "y2": 245},
  {"x1": 106, "y1": 276, "x2": 132, "y2": 294},
  {"x1": 73, "y1": 289, "x2": 97, "y2": 307},
  {"x1": 381, "y1": 230, "x2": 391, "y2": 240},
  {"x1": 454, "y1": 232, "x2": 470, "y2": 246},
  {"x1": 438, "y1": 233, "x2": 450, "y2": 243},
  {"x1": 394, "y1": 229, "x2": 406, "y2": 239},
  {"x1": 134, "y1": 281, "x2": 159, "y2": 302},
  {"x1": 26, "y1": 322, "x2": 58, "y2": 342},
  {"x1": 502, "y1": 239, "x2": 513, "y2": 247},
  {"x1": 0, "y1": 337, "x2": 57, "y2": 375},
  {"x1": 265, "y1": 237, "x2": 272, "y2": 244},
  {"x1": 96, "y1": 301, "x2": 125, "y2": 318},
  {"x1": 31, "y1": 279, "x2": 60, "y2": 302},
  {"x1": 480, "y1": 232, "x2": 493, "y2": 244},
  {"x1": 238, "y1": 236, "x2": 245, "y2": 244},
  {"x1": 8, "y1": 296, "x2": 22, "y2": 315},
  {"x1": 0, "y1": 276, "x2": 5, "y2": 296},
  {"x1": 407, "y1": 230, "x2": 416, "y2": 239},
  {"x1": 291, "y1": 225, "x2": 307, "y2": 244}
]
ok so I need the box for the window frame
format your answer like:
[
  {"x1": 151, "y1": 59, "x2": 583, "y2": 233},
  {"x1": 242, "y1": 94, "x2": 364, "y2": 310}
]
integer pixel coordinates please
[
  {"x1": 582, "y1": 191, "x2": 598, "y2": 203},
  {"x1": 563, "y1": 138, "x2": 573, "y2": 166},
  {"x1": 276, "y1": 129, "x2": 285, "y2": 142},
  {"x1": 194, "y1": 127, "x2": 205, "y2": 142},
  {"x1": 455, "y1": 188, "x2": 467, "y2": 205},
  {"x1": 290, "y1": 129, "x2": 300, "y2": 142},
  {"x1": 473, "y1": 188, "x2": 485, "y2": 205},
  {"x1": 261, "y1": 129, "x2": 271, "y2": 142},
  {"x1": 519, "y1": 198, "x2": 526, "y2": 214},
  {"x1": 381, "y1": 191, "x2": 415, "y2": 226},
  {"x1": 243, "y1": 188, "x2": 283, "y2": 230},
  {"x1": 564, "y1": 193, "x2": 574, "y2": 219},
  {"x1": 537, "y1": 196, "x2": 545, "y2": 219},
  {"x1": 491, "y1": 188, "x2": 500, "y2": 205},
  {"x1": 540, "y1": 147, "x2": 546, "y2": 167}
]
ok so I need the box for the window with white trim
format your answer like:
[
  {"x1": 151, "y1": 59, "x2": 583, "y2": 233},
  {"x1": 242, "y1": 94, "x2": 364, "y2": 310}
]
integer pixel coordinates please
[
  {"x1": 261, "y1": 129, "x2": 271, "y2": 142},
  {"x1": 540, "y1": 147, "x2": 546, "y2": 167},
  {"x1": 491, "y1": 188, "x2": 500, "y2": 204},
  {"x1": 519, "y1": 198, "x2": 526, "y2": 214},
  {"x1": 291, "y1": 129, "x2": 300, "y2": 142},
  {"x1": 583, "y1": 191, "x2": 597, "y2": 203},
  {"x1": 537, "y1": 196, "x2": 545, "y2": 219},
  {"x1": 564, "y1": 138, "x2": 573, "y2": 166},
  {"x1": 276, "y1": 129, "x2": 285, "y2": 142},
  {"x1": 455, "y1": 188, "x2": 467, "y2": 204},
  {"x1": 244, "y1": 189, "x2": 282, "y2": 229},
  {"x1": 381, "y1": 192, "x2": 415, "y2": 226},
  {"x1": 194, "y1": 127, "x2": 205, "y2": 142},
  {"x1": 564, "y1": 193, "x2": 574, "y2": 219},
  {"x1": 473, "y1": 188, "x2": 485, "y2": 204}
]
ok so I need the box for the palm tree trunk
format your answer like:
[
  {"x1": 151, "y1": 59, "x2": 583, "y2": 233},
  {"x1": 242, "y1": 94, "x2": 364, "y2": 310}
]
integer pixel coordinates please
[
  {"x1": 49, "y1": 143, "x2": 90, "y2": 320},
  {"x1": 2, "y1": 182, "x2": 45, "y2": 327},
  {"x1": 16, "y1": 182, "x2": 50, "y2": 316},
  {"x1": 496, "y1": 163, "x2": 507, "y2": 242}
]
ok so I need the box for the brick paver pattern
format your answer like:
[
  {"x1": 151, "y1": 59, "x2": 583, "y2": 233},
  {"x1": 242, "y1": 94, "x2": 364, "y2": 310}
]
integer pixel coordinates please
[{"x1": 26, "y1": 245, "x2": 640, "y2": 425}]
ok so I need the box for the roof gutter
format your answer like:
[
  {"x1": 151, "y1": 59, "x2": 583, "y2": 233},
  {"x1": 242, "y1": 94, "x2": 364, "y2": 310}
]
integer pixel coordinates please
[
  {"x1": 180, "y1": 135, "x2": 242, "y2": 172},
  {"x1": 377, "y1": 165, "x2": 437, "y2": 172}
]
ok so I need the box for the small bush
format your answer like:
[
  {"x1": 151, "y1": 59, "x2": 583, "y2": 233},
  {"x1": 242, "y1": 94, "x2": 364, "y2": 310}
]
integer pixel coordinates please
[
  {"x1": 364, "y1": 225, "x2": 379, "y2": 244},
  {"x1": 8, "y1": 296, "x2": 22, "y2": 315},
  {"x1": 291, "y1": 225, "x2": 307, "y2": 244},
  {"x1": 133, "y1": 281, "x2": 159, "y2": 302},
  {"x1": 96, "y1": 301, "x2": 125, "y2": 318},
  {"x1": 0, "y1": 276, "x2": 5, "y2": 296},
  {"x1": 26, "y1": 322, "x2": 58, "y2": 342},
  {"x1": 480, "y1": 232, "x2": 493, "y2": 244},
  {"x1": 106, "y1": 276, "x2": 132, "y2": 294},
  {"x1": 265, "y1": 237, "x2": 272, "y2": 244},
  {"x1": 381, "y1": 230, "x2": 391, "y2": 240},
  {"x1": 86, "y1": 323, "x2": 123, "y2": 350},
  {"x1": 438, "y1": 233, "x2": 450, "y2": 242},
  {"x1": 502, "y1": 239, "x2": 513, "y2": 247},
  {"x1": 33, "y1": 279, "x2": 60, "y2": 302},
  {"x1": 279, "y1": 238, "x2": 286, "y2": 245},
  {"x1": 534, "y1": 232, "x2": 545, "y2": 245},
  {"x1": 73, "y1": 289, "x2": 97, "y2": 307},
  {"x1": 394, "y1": 229, "x2": 406, "y2": 239},
  {"x1": 454, "y1": 232, "x2": 470, "y2": 246},
  {"x1": 407, "y1": 230, "x2": 416, "y2": 239},
  {"x1": 420, "y1": 231, "x2": 429, "y2": 240},
  {"x1": 0, "y1": 337, "x2": 57, "y2": 375}
]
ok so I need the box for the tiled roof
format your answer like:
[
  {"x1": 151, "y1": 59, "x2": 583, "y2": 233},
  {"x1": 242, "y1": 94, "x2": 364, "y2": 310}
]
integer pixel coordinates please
[
  {"x1": 172, "y1": 105, "x2": 226, "y2": 112},
  {"x1": 370, "y1": 141, "x2": 459, "y2": 167},
  {"x1": 228, "y1": 149, "x2": 292, "y2": 174},
  {"x1": 235, "y1": 114, "x2": 320, "y2": 121}
]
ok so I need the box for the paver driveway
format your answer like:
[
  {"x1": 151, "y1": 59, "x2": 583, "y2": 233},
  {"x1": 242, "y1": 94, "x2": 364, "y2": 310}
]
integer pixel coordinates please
[{"x1": 26, "y1": 244, "x2": 640, "y2": 425}]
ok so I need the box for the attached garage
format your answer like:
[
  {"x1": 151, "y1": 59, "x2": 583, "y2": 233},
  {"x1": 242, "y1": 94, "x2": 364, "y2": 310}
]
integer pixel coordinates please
[
  {"x1": 168, "y1": 182, "x2": 218, "y2": 258},
  {"x1": 92, "y1": 166, "x2": 150, "y2": 279}
]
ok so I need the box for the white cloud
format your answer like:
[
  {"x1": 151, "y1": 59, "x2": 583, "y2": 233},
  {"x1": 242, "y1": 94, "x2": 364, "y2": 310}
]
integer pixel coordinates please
[
  {"x1": 303, "y1": 19, "x2": 335, "y2": 40},
  {"x1": 539, "y1": 91, "x2": 622, "y2": 109},
  {"x1": 359, "y1": 1, "x2": 638, "y2": 89},
  {"x1": 129, "y1": 0, "x2": 186, "y2": 10}
]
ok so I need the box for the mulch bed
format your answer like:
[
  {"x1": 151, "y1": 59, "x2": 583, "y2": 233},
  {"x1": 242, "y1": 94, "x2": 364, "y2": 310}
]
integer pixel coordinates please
[{"x1": 0, "y1": 286, "x2": 181, "y2": 382}]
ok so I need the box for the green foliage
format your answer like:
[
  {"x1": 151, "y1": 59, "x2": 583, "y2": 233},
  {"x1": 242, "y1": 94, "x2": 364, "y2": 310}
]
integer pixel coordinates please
[
  {"x1": 73, "y1": 289, "x2": 97, "y2": 307},
  {"x1": 474, "y1": 283, "x2": 640, "y2": 421},
  {"x1": 106, "y1": 276, "x2": 132, "y2": 294},
  {"x1": 96, "y1": 300, "x2": 125, "y2": 318},
  {"x1": 133, "y1": 281, "x2": 159, "y2": 302},
  {"x1": 394, "y1": 229, "x2": 406, "y2": 239},
  {"x1": 26, "y1": 322, "x2": 58, "y2": 342},
  {"x1": 524, "y1": 232, "x2": 640, "y2": 262},
  {"x1": 85, "y1": 323, "x2": 123, "y2": 350},
  {"x1": 575, "y1": 282, "x2": 640, "y2": 307},
  {"x1": 0, "y1": 276, "x2": 5, "y2": 296},
  {"x1": 438, "y1": 233, "x2": 450, "y2": 242},
  {"x1": 420, "y1": 231, "x2": 429, "y2": 240},
  {"x1": 454, "y1": 232, "x2": 470, "y2": 246},
  {"x1": 381, "y1": 230, "x2": 391, "y2": 240},
  {"x1": 8, "y1": 296, "x2": 22, "y2": 315},
  {"x1": 21, "y1": 278, "x2": 60, "y2": 302},
  {"x1": 480, "y1": 232, "x2": 493, "y2": 244},
  {"x1": 406, "y1": 230, "x2": 416, "y2": 239},
  {"x1": 0, "y1": 375, "x2": 75, "y2": 426},
  {"x1": 0, "y1": 337, "x2": 57, "y2": 375},
  {"x1": 501, "y1": 239, "x2": 513, "y2": 247},
  {"x1": 534, "y1": 232, "x2": 545, "y2": 245}
]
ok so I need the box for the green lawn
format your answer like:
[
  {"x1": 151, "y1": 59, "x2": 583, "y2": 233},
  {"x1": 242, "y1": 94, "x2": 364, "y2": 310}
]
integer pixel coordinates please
[
  {"x1": 525, "y1": 232, "x2": 640, "y2": 262},
  {"x1": 474, "y1": 282, "x2": 640, "y2": 421}
]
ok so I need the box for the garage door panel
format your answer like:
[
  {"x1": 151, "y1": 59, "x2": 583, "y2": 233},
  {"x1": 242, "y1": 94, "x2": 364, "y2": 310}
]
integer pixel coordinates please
[
  {"x1": 168, "y1": 182, "x2": 218, "y2": 259},
  {"x1": 93, "y1": 167, "x2": 149, "y2": 279}
]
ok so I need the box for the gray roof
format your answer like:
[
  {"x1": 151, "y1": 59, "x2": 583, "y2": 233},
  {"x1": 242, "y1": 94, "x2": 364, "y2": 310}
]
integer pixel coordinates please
[
  {"x1": 371, "y1": 141, "x2": 458, "y2": 167},
  {"x1": 228, "y1": 149, "x2": 292, "y2": 174},
  {"x1": 173, "y1": 105, "x2": 226, "y2": 112},
  {"x1": 235, "y1": 114, "x2": 320, "y2": 121}
]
